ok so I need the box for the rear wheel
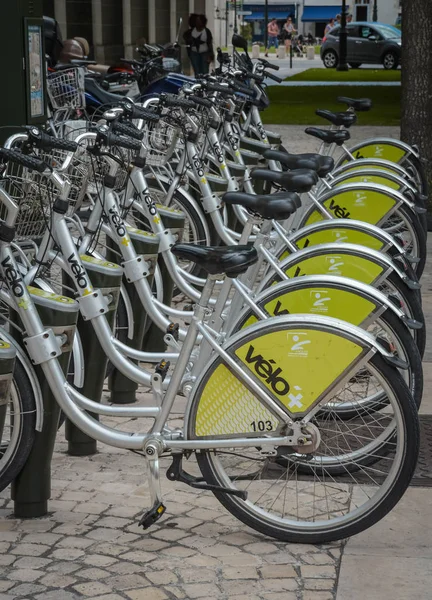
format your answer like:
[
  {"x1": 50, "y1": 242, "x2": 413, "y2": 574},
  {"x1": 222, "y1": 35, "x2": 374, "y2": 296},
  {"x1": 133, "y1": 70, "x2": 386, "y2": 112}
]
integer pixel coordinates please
[
  {"x1": 383, "y1": 51, "x2": 399, "y2": 70},
  {"x1": 194, "y1": 354, "x2": 419, "y2": 544}
]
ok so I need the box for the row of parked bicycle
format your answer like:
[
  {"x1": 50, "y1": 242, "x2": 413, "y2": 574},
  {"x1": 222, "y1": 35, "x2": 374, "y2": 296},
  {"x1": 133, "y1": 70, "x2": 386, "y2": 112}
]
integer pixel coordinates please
[{"x1": 0, "y1": 34, "x2": 427, "y2": 543}]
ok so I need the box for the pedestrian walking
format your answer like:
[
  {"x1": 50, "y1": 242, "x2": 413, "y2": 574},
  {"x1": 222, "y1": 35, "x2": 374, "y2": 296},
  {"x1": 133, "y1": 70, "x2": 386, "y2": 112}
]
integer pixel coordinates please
[
  {"x1": 183, "y1": 13, "x2": 214, "y2": 76},
  {"x1": 283, "y1": 16, "x2": 296, "y2": 50},
  {"x1": 265, "y1": 18, "x2": 280, "y2": 56}
]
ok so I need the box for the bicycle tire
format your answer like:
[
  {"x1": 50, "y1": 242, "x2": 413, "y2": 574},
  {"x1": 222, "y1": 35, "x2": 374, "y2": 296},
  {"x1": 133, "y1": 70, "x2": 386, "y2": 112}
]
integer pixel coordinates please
[
  {"x1": 194, "y1": 353, "x2": 419, "y2": 544},
  {"x1": 0, "y1": 358, "x2": 37, "y2": 493}
]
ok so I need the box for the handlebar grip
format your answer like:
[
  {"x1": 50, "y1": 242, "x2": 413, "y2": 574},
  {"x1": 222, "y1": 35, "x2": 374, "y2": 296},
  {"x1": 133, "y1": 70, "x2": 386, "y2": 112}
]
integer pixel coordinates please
[
  {"x1": 106, "y1": 133, "x2": 142, "y2": 151},
  {"x1": 0, "y1": 148, "x2": 50, "y2": 173},
  {"x1": 112, "y1": 121, "x2": 144, "y2": 141},
  {"x1": 161, "y1": 94, "x2": 197, "y2": 110},
  {"x1": 265, "y1": 71, "x2": 283, "y2": 83},
  {"x1": 26, "y1": 128, "x2": 78, "y2": 152},
  {"x1": 119, "y1": 99, "x2": 160, "y2": 123},
  {"x1": 229, "y1": 81, "x2": 256, "y2": 97},
  {"x1": 258, "y1": 58, "x2": 280, "y2": 71},
  {"x1": 189, "y1": 96, "x2": 213, "y2": 108},
  {"x1": 206, "y1": 82, "x2": 236, "y2": 95}
]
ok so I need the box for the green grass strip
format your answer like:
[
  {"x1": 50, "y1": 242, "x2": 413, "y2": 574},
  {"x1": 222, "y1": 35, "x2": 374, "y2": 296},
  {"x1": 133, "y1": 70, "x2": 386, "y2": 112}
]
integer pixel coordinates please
[
  {"x1": 262, "y1": 85, "x2": 400, "y2": 126},
  {"x1": 285, "y1": 68, "x2": 401, "y2": 82}
]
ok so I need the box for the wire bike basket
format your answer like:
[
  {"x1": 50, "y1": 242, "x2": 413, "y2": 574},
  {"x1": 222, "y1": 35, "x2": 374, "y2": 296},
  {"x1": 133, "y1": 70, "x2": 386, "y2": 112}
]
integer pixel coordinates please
[{"x1": 47, "y1": 67, "x2": 86, "y2": 111}]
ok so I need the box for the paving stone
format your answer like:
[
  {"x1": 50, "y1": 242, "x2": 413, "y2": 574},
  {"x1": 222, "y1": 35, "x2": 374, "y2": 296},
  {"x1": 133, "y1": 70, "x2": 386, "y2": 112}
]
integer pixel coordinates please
[
  {"x1": 301, "y1": 553, "x2": 335, "y2": 565},
  {"x1": 0, "y1": 581, "x2": 15, "y2": 593},
  {"x1": 200, "y1": 544, "x2": 243, "y2": 557},
  {"x1": 86, "y1": 528, "x2": 124, "y2": 542},
  {"x1": 304, "y1": 578, "x2": 335, "y2": 591},
  {"x1": 79, "y1": 568, "x2": 112, "y2": 580},
  {"x1": 300, "y1": 565, "x2": 337, "y2": 579},
  {"x1": 222, "y1": 566, "x2": 260, "y2": 580},
  {"x1": 260, "y1": 593, "x2": 297, "y2": 600},
  {"x1": 119, "y1": 551, "x2": 157, "y2": 564},
  {"x1": 7, "y1": 569, "x2": 43, "y2": 582},
  {"x1": 0, "y1": 543, "x2": 9, "y2": 553},
  {"x1": 164, "y1": 586, "x2": 186, "y2": 599},
  {"x1": 125, "y1": 589, "x2": 168, "y2": 600},
  {"x1": 0, "y1": 531, "x2": 20, "y2": 542},
  {"x1": 82, "y1": 554, "x2": 118, "y2": 567},
  {"x1": 104, "y1": 574, "x2": 150, "y2": 590},
  {"x1": 303, "y1": 592, "x2": 334, "y2": 600},
  {"x1": 176, "y1": 568, "x2": 216, "y2": 583},
  {"x1": 10, "y1": 543, "x2": 50, "y2": 556},
  {"x1": 86, "y1": 596, "x2": 125, "y2": 600},
  {"x1": 39, "y1": 574, "x2": 77, "y2": 588},
  {"x1": 95, "y1": 517, "x2": 133, "y2": 529},
  {"x1": 9, "y1": 582, "x2": 47, "y2": 596},
  {"x1": 21, "y1": 533, "x2": 62, "y2": 545},
  {"x1": 73, "y1": 503, "x2": 109, "y2": 515},
  {"x1": 183, "y1": 555, "x2": 221, "y2": 568},
  {"x1": 219, "y1": 554, "x2": 262, "y2": 567},
  {"x1": 45, "y1": 561, "x2": 82, "y2": 574},
  {"x1": 35, "y1": 590, "x2": 80, "y2": 600},
  {"x1": 259, "y1": 578, "x2": 298, "y2": 592},
  {"x1": 49, "y1": 548, "x2": 85, "y2": 561},
  {"x1": 151, "y1": 528, "x2": 189, "y2": 541},
  {"x1": 130, "y1": 539, "x2": 170, "y2": 552},
  {"x1": 60, "y1": 491, "x2": 95, "y2": 502},
  {"x1": 74, "y1": 582, "x2": 114, "y2": 597},
  {"x1": 146, "y1": 570, "x2": 179, "y2": 584},
  {"x1": 260, "y1": 565, "x2": 297, "y2": 578},
  {"x1": 56, "y1": 536, "x2": 95, "y2": 549},
  {"x1": 221, "y1": 579, "x2": 261, "y2": 595},
  {"x1": 244, "y1": 542, "x2": 280, "y2": 554},
  {"x1": 181, "y1": 583, "x2": 223, "y2": 598},
  {"x1": 108, "y1": 562, "x2": 145, "y2": 576},
  {"x1": 0, "y1": 555, "x2": 16, "y2": 567},
  {"x1": 160, "y1": 546, "x2": 197, "y2": 558}
]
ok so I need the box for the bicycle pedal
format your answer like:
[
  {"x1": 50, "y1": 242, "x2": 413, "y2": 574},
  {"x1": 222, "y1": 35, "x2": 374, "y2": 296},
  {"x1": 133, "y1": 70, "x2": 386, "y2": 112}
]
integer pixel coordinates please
[
  {"x1": 138, "y1": 502, "x2": 167, "y2": 530},
  {"x1": 166, "y1": 322, "x2": 180, "y2": 341},
  {"x1": 155, "y1": 360, "x2": 170, "y2": 381}
]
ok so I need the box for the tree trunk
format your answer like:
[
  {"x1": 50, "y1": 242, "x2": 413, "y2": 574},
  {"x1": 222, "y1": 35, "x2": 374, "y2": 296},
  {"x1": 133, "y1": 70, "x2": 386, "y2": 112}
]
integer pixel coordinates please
[{"x1": 400, "y1": 0, "x2": 432, "y2": 213}]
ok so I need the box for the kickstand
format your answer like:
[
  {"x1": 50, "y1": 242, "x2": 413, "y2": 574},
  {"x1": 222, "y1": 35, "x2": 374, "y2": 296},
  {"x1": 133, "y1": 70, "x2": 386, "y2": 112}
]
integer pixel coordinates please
[{"x1": 166, "y1": 453, "x2": 247, "y2": 500}]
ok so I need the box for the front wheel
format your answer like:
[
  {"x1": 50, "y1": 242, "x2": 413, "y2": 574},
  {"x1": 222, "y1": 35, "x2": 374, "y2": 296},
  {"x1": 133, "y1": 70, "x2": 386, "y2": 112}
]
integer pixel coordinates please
[
  {"x1": 383, "y1": 51, "x2": 399, "y2": 70},
  {"x1": 194, "y1": 354, "x2": 419, "y2": 544},
  {"x1": 323, "y1": 50, "x2": 339, "y2": 68},
  {"x1": 0, "y1": 358, "x2": 37, "y2": 493}
]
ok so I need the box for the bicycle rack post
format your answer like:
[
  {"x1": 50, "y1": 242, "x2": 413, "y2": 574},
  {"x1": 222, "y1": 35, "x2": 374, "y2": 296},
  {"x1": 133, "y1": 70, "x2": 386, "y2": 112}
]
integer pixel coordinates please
[
  {"x1": 107, "y1": 230, "x2": 159, "y2": 404},
  {"x1": 65, "y1": 257, "x2": 123, "y2": 456},
  {"x1": 141, "y1": 207, "x2": 186, "y2": 353},
  {"x1": 11, "y1": 290, "x2": 79, "y2": 518}
]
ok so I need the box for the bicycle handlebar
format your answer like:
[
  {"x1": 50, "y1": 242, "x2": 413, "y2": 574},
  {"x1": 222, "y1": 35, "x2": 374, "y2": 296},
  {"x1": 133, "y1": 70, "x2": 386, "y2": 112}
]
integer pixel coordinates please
[
  {"x1": 111, "y1": 121, "x2": 144, "y2": 141},
  {"x1": 25, "y1": 128, "x2": 78, "y2": 153},
  {"x1": 119, "y1": 99, "x2": 160, "y2": 123},
  {"x1": 265, "y1": 71, "x2": 283, "y2": 83},
  {"x1": 161, "y1": 94, "x2": 197, "y2": 110},
  {"x1": 0, "y1": 148, "x2": 50, "y2": 174}
]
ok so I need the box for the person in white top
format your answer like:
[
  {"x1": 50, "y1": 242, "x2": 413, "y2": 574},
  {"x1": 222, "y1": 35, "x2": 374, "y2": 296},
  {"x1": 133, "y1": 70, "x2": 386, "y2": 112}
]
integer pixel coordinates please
[{"x1": 283, "y1": 16, "x2": 296, "y2": 49}]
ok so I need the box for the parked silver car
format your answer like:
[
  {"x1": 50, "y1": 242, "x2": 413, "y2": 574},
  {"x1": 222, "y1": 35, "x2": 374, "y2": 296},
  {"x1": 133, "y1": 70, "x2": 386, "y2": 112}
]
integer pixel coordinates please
[{"x1": 320, "y1": 22, "x2": 401, "y2": 69}]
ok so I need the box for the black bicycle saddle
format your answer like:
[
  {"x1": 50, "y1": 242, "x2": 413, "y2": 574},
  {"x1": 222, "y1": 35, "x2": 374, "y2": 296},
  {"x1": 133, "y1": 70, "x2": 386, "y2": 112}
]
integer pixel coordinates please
[
  {"x1": 305, "y1": 128, "x2": 351, "y2": 146},
  {"x1": 251, "y1": 168, "x2": 319, "y2": 193},
  {"x1": 263, "y1": 150, "x2": 335, "y2": 178},
  {"x1": 316, "y1": 109, "x2": 357, "y2": 128},
  {"x1": 223, "y1": 191, "x2": 301, "y2": 221},
  {"x1": 171, "y1": 244, "x2": 258, "y2": 277}
]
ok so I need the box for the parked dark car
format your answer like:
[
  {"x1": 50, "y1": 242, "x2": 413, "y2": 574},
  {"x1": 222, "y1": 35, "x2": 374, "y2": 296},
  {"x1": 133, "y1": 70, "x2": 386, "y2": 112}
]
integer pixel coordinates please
[{"x1": 320, "y1": 22, "x2": 401, "y2": 69}]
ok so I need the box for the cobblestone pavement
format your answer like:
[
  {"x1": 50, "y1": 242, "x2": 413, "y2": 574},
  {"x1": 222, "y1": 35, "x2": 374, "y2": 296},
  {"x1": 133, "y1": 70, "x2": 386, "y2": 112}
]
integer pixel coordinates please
[
  {"x1": 0, "y1": 125, "x2": 413, "y2": 600},
  {"x1": 0, "y1": 419, "x2": 342, "y2": 600}
]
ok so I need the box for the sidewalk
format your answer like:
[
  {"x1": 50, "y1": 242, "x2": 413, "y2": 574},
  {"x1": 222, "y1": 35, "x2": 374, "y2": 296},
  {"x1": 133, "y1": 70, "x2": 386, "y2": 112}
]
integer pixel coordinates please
[{"x1": 0, "y1": 126, "x2": 430, "y2": 600}]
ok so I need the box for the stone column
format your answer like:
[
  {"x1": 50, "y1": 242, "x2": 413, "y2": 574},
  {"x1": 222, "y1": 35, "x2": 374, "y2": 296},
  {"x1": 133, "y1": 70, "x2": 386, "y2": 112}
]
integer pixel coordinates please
[{"x1": 54, "y1": 0, "x2": 67, "y2": 37}]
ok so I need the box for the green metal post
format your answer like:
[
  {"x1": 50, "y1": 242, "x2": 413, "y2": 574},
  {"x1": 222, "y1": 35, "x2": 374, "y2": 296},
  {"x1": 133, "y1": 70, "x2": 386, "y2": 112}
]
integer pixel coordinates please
[
  {"x1": 65, "y1": 257, "x2": 123, "y2": 456},
  {"x1": 12, "y1": 289, "x2": 79, "y2": 518}
]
